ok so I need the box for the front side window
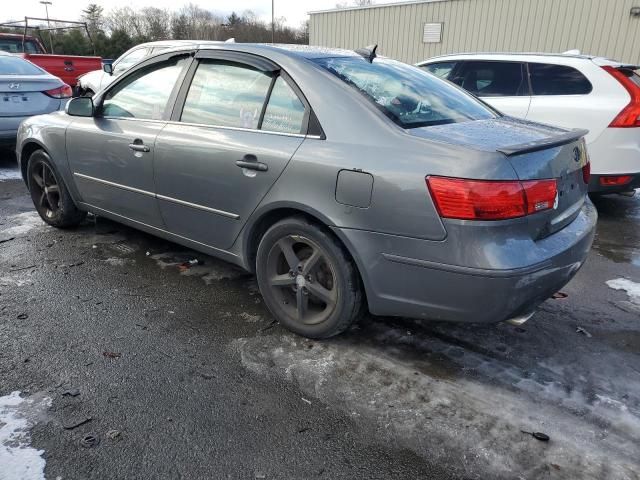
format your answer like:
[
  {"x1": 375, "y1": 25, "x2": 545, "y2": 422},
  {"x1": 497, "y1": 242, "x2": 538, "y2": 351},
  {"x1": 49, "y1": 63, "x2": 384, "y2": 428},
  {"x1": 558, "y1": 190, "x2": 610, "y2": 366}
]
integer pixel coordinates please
[
  {"x1": 181, "y1": 60, "x2": 272, "y2": 129},
  {"x1": 313, "y1": 56, "x2": 496, "y2": 129},
  {"x1": 452, "y1": 61, "x2": 526, "y2": 97},
  {"x1": 101, "y1": 57, "x2": 187, "y2": 120},
  {"x1": 114, "y1": 48, "x2": 149, "y2": 74},
  {"x1": 262, "y1": 76, "x2": 306, "y2": 134},
  {"x1": 421, "y1": 61, "x2": 456, "y2": 79},
  {"x1": 529, "y1": 63, "x2": 592, "y2": 95}
]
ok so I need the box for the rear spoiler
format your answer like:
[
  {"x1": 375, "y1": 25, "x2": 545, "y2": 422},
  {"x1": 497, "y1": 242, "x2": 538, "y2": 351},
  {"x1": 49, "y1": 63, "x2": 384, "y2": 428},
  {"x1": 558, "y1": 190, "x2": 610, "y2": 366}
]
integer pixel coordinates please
[
  {"x1": 497, "y1": 129, "x2": 588, "y2": 156},
  {"x1": 615, "y1": 64, "x2": 639, "y2": 70}
]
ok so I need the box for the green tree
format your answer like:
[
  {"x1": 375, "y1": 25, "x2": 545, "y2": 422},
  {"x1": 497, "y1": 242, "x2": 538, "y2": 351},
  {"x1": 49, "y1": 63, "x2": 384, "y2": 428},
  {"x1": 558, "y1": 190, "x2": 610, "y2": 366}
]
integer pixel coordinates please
[{"x1": 82, "y1": 3, "x2": 105, "y2": 35}]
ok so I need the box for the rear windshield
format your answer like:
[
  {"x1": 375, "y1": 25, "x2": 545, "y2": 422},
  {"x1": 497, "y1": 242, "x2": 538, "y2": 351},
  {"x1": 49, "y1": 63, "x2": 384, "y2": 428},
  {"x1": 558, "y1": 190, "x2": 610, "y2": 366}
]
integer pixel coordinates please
[
  {"x1": 0, "y1": 39, "x2": 43, "y2": 54},
  {"x1": 312, "y1": 56, "x2": 497, "y2": 129},
  {"x1": 620, "y1": 68, "x2": 640, "y2": 88},
  {"x1": 0, "y1": 56, "x2": 44, "y2": 75}
]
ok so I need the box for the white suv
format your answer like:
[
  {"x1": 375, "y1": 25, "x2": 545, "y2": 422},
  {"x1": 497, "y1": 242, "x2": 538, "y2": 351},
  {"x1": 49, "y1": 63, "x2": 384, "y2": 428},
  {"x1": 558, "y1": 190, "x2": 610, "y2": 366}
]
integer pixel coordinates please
[{"x1": 418, "y1": 52, "x2": 640, "y2": 194}]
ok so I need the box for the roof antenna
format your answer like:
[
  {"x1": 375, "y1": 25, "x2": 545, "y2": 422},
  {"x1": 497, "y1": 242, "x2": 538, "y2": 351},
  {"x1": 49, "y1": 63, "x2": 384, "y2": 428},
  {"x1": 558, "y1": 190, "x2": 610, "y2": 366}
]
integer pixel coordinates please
[{"x1": 355, "y1": 44, "x2": 378, "y2": 63}]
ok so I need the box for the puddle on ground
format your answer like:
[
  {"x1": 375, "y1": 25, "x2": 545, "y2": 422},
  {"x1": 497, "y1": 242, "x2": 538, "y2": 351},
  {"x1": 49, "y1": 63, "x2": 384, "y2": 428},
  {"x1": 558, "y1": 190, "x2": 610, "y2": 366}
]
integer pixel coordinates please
[{"x1": 150, "y1": 251, "x2": 247, "y2": 283}]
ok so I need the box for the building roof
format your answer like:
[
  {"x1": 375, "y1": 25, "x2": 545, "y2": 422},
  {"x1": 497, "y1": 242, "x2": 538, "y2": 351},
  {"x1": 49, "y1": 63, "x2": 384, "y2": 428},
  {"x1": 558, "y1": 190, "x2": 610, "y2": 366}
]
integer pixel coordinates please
[{"x1": 309, "y1": 0, "x2": 448, "y2": 15}]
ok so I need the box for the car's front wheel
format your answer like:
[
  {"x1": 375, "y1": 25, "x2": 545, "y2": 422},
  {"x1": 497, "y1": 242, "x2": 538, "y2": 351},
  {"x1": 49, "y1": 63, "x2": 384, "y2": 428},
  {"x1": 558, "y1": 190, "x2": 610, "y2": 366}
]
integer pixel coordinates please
[
  {"x1": 256, "y1": 216, "x2": 364, "y2": 338},
  {"x1": 27, "y1": 149, "x2": 86, "y2": 228}
]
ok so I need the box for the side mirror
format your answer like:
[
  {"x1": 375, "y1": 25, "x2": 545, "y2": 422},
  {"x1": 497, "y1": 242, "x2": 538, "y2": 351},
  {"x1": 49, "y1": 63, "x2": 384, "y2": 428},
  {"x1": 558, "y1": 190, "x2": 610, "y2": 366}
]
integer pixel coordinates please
[
  {"x1": 66, "y1": 97, "x2": 94, "y2": 117},
  {"x1": 103, "y1": 63, "x2": 113, "y2": 75}
]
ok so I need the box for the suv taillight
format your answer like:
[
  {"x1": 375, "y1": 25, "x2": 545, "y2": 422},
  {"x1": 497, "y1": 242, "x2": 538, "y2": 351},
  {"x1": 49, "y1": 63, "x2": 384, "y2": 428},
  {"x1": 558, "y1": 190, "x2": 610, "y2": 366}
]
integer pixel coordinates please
[
  {"x1": 44, "y1": 84, "x2": 72, "y2": 99},
  {"x1": 603, "y1": 66, "x2": 640, "y2": 128},
  {"x1": 426, "y1": 177, "x2": 557, "y2": 221},
  {"x1": 582, "y1": 162, "x2": 591, "y2": 184}
]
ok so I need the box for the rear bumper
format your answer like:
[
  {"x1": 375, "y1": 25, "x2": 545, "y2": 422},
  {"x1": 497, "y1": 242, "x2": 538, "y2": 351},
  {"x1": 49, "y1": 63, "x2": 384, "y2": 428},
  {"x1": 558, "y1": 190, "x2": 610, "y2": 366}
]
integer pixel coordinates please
[
  {"x1": 588, "y1": 128, "x2": 640, "y2": 192},
  {"x1": 589, "y1": 172, "x2": 640, "y2": 194},
  {"x1": 335, "y1": 201, "x2": 597, "y2": 323}
]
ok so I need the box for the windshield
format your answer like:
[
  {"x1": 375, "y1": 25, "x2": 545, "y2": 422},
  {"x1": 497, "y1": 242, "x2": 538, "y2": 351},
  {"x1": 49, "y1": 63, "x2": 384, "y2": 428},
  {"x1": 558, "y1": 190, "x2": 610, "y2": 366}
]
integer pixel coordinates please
[
  {"x1": 312, "y1": 56, "x2": 497, "y2": 129},
  {"x1": 0, "y1": 56, "x2": 45, "y2": 75},
  {"x1": 0, "y1": 38, "x2": 43, "y2": 54}
]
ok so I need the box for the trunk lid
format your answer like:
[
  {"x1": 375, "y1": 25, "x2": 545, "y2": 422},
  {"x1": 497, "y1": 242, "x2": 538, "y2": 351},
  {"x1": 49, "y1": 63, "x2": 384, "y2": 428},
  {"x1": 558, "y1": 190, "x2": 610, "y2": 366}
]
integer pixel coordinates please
[
  {"x1": 411, "y1": 117, "x2": 590, "y2": 236},
  {"x1": 0, "y1": 75, "x2": 62, "y2": 116}
]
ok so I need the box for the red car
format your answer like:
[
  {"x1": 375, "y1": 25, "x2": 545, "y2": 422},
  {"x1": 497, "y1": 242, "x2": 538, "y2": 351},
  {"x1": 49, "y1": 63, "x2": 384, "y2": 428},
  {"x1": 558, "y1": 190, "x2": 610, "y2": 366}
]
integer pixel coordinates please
[{"x1": 0, "y1": 32, "x2": 101, "y2": 89}]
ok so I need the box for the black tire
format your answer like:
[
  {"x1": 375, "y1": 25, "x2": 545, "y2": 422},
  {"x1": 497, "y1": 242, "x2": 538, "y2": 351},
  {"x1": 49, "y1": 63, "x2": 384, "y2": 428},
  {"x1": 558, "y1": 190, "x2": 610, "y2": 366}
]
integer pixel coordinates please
[
  {"x1": 256, "y1": 216, "x2": 364, "y2": 339},
  {"x1": 27, "y1": 149, "x2": 86, "y2": 228}
]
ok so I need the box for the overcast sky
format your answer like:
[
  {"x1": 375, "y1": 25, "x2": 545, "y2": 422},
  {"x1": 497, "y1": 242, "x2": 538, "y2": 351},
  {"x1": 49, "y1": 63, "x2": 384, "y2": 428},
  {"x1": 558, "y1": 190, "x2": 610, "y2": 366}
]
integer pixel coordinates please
[{"x1": 3, "y1": 0, "x2": 406, "y2": 28}]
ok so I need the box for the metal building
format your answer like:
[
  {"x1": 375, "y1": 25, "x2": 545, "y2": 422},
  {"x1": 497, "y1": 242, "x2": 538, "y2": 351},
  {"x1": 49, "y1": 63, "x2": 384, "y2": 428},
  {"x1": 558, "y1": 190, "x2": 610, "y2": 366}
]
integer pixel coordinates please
[{"x1": 309, "y1": 0, "x2": 640, "y2": 64}]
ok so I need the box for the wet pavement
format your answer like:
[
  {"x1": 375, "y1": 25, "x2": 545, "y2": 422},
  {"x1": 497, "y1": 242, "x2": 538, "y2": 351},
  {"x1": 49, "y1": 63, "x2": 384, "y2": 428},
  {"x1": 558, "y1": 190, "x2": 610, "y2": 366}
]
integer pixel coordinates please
[{"x1": 1, "y1": 149, "x2": 639, "y2": 479}]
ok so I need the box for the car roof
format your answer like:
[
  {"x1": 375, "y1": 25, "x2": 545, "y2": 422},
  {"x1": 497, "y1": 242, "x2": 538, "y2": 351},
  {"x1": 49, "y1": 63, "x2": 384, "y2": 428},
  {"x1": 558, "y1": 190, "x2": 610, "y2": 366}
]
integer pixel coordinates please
[
  {"x1": 159, "y1": 42, "x2": 359, "y2": 60},
  {"x1": 0, "y1": 33, "x2": 39, "y2": 40},
  {"x1": 419, "y1": 51, "x2": 632, "y2": 67}
]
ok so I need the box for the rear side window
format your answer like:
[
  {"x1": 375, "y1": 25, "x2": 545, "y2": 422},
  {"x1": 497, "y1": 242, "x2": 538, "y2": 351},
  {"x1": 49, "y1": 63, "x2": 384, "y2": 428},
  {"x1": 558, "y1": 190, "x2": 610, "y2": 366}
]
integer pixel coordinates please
[
  {"x1": 0, "y1": 39, "x2": 42, "y2": 54},
  {"x1": 262, "y1": 76, "x2": 306, "y2": 134},
  {"x1": 452, "y1": 61, "x2": 526, "y2": 97},
  {"x1": 529, "y1": 63, "x2": 592, "y2": 95},
  {"x1": 102, "y1": 57, "x2": 187, "y2": 120},
  {"x1": 180, "y1": 60, "x2": 273, "y2": 129},
  {"x1": 0, "y1": 56, "x2": 44, "y2": 75},
  {"x1": 421, "y1": 61, "x2": 456, "y2": 79}
]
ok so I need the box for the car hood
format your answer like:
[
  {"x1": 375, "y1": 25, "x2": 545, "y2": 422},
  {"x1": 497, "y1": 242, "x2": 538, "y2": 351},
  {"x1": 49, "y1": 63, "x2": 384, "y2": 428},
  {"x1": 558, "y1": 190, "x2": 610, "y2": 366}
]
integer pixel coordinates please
[{"x1": 407, "y1": 116, "x2": 570, "y2": 153}]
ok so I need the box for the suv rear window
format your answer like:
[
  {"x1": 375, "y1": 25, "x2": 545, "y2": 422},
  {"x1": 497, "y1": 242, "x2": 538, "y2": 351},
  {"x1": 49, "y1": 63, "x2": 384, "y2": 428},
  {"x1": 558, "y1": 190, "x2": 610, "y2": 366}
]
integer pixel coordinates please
[
  {"x1": 529, "y1": 63, "x2": 592, "y2": 95},
  {"x1": 0, "y1": 56, "x2": 44, "y2": 75},
  {"x1": 313, "y1": 56, "x2": 496, "y2": 129}
]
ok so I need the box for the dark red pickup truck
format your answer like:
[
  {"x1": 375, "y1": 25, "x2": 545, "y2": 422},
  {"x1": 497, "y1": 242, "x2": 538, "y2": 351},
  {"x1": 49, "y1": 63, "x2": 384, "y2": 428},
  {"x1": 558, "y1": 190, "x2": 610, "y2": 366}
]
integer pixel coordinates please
[{"x1": 0, "y1": 33, "x2": 101, "y2": 88}]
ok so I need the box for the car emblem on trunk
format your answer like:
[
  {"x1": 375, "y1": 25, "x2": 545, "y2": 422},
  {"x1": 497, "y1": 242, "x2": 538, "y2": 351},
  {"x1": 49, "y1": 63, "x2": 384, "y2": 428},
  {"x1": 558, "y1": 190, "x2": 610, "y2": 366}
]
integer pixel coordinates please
[
  {"x1": 573, "y1": 147, "x2": 581, "y2": 162},
  {"x1": 8, "y1": 83, "x2": 20, "y2": 89}
]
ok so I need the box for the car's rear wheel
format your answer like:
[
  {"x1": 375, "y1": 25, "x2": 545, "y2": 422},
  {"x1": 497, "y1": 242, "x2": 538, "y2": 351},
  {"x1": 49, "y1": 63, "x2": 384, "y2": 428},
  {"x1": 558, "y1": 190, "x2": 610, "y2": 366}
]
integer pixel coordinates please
[
  {"x1": 256, "y1": 216, "x2": 364, "y2": 338},
  {"x1": 27, "y1": 149, "x2": 86, "y2": 228}
]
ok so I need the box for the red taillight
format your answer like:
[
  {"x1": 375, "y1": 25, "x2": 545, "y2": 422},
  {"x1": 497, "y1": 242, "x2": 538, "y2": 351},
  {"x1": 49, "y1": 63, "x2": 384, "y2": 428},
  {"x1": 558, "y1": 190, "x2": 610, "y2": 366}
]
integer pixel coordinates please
[
  {"x1": 603, "y1": 66, "x2": 640, "y2": 128},
  {"x1": 582, "y1": 162, "x2": 591, "y2": 184},
  {"x1": 599, "y1": 175, "x2": 632, "y2": 186},
  {"x1": 44, "y1": 84, "x2": 72, "y2": 99},
  {"x1": 426, "y1": 176, "x2": 557, "y2": 221}
]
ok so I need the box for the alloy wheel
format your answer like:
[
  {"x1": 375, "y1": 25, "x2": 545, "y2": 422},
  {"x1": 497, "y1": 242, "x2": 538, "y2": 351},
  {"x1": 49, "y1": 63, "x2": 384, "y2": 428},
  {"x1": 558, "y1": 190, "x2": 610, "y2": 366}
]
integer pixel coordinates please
[
  {"x1": 265, "y1": 235, "x2": 338, "y2": 325},
  {"x1": 30, "y1": 160, "x2": 61, "y2": 220}
]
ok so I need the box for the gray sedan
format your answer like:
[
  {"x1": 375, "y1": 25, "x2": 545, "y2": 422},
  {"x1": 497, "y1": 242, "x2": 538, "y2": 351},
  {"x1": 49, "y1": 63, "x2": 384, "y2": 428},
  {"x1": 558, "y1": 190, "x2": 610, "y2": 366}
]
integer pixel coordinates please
[
  {"x1": 1, "y1": 51, "x2": 71, "y2": 147},
  {"x1": 15, "y1": 43, "x2": 597, "y2": 338}
]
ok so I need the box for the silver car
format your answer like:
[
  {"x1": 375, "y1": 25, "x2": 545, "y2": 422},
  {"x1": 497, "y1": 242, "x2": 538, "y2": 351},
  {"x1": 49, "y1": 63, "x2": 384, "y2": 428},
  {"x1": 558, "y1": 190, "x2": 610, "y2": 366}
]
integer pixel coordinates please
[
  {"x1": 16, "y1": 43, "x2": 597, "y2": 338},
  {"x1": 0, "y1": 51, "x2": 71, "y2": 147}
]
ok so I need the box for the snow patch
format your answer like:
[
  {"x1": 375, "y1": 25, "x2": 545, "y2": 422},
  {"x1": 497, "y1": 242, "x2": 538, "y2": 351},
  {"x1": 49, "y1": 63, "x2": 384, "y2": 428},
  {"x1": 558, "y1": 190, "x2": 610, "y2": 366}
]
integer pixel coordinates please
[
  {"x1": 103, "y1": 257, "x2": 135, "y2": 267},
  {"x1": 1, "y1": 212, "x2": 45, "y2": 237},
  {"x1": 606, "y1": 278, "x2": 640, "y2": 305},
  {"x1": 0, "y1": 168, "x2": 22, "y2": 182},
  {"x1": 232, "y1": 334, "x2": 640, "y2": 479},
  {"x1": 0, "y1": 391, "x2": 51, "y2": 480}
]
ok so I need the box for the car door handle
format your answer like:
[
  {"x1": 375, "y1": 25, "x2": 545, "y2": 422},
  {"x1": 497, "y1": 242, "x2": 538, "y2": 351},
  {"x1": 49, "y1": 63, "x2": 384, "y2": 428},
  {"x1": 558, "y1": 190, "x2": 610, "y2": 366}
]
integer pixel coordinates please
[
  {"x1": 235, "y1": 154, "x2": 268, "y2": 172},
  {"x1": 129, "y1": 142, "x2": 150, "y2": 153}
]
